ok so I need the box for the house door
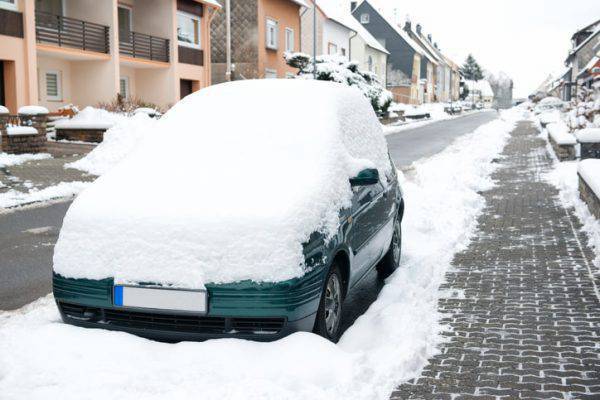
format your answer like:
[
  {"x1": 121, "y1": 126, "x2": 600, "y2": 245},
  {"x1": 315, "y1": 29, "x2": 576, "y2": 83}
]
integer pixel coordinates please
[
  {"x1": 180, "y1": 79, "x2": 193, "y2": 100},
  {"x1": 0, "y1": 62, "x2": 5, "y2": 107}
]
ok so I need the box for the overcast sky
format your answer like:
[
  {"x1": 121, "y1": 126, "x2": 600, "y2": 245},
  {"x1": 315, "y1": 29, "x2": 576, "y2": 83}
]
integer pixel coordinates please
[{"x1": 347, "y1": 0, "x2": 600, "y2": 98}]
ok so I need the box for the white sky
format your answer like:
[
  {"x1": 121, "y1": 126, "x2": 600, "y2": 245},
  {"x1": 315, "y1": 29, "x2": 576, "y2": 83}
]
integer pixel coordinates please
[{"x1": 344, "y1": 0, "x2": 600, "y2": 97}]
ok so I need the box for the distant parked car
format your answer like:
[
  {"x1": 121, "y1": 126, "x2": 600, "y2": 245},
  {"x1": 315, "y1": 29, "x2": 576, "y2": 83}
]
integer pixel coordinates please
[
  {"x1": 475, "y1": 103, "x2": 484, "y2": 110},
  {"x1": 534, "y1": 96, "x2": 565, "y2": 114},
  {"x1": 460, "y1": 101, "x2": 473, "y2": 110},
  {"x1": 52, "y1": 80, "x2": 405, "y2": 342}
]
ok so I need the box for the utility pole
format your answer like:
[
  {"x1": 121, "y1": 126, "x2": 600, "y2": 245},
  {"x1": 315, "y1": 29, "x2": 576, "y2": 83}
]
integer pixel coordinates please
[
  {"x1": 225, "y1": 0, "x2": 232, "y2": 81},
  {"x1": 312, "y1": 0, "x2": 317, "y2": 78}
]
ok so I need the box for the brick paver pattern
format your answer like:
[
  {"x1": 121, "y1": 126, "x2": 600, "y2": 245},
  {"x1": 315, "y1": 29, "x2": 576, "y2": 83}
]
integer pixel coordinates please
[{"x1": 393, "y1": 121, "x2": 600, "y2": 399}]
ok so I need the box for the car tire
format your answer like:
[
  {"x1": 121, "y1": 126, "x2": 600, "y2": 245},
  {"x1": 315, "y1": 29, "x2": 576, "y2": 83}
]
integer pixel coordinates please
[
  {"x1": 377, "y1": 218, "x2": 402, "y2": 276},
  {"x1": 314, "y1": 262, "x2": 344, "y2": 341}
]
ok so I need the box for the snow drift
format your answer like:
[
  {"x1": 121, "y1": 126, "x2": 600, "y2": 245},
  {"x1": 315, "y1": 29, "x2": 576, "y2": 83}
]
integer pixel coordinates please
[{"x1": 53, "y1": 80, "x2": 391, "y2": 288}]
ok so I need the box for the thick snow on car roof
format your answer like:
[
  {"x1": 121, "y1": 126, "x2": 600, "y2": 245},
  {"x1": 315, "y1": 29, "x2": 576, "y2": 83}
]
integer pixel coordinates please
[{"x1": 53, "y1": 80, "x2": 391, "y2": 288}]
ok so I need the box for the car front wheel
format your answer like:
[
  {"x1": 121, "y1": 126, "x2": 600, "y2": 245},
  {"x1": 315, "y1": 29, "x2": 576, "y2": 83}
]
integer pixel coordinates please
[{"x1": 314, "y1": 263, "x2": 343, "y2": 341}]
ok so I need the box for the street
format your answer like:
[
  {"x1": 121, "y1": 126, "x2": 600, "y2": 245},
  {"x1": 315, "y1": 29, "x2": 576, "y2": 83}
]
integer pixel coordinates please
[{"x1": 0, "y1": 112, "x2": 496, "y2": 312}]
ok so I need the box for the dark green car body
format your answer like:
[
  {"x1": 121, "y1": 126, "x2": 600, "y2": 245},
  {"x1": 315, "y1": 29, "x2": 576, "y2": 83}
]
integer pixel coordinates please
[{"x1": 54, "y1": 161, "x2": 404, "y2": 341}]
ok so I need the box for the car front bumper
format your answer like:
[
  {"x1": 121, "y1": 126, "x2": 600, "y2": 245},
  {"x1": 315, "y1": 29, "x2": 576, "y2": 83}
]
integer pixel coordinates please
[{"x1": 53, "y1": 270, "x2": 324, "y2": 342}]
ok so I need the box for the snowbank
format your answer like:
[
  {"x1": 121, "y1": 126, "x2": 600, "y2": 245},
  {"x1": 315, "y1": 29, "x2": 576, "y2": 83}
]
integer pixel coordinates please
[
  {"x1": 547, "y1": 122, "x2": 576, "y2": 145},
  {"x1": 578, "y1": 159, "x2": 600, "y2": 198},
  {"x1": 575, "y1": 128, "x2": 600, "y2": 143},
  {"x1": 539, "y1": 110, "x2": 560, "y2": 125},
  {"x1": 0, "y1": 105, "x2": 8, "y2": 114},
  {"x1": 0, "y1": 109, "x2": 519, "y2": 400},
  {"x1": 66, "y1": 113, "x2": 156, "y2": 176},
  {"x1": 6, "y1": 126, "x2": 38, "y2": 136},
  {"x1": 17, "y1": 105, "x2": 48, "y2": 115},
  {"x1": 545, "y1": 161, "x2": 600, "y2": 269},
  {"x1": 54, "y1": 106, "x2": 125, "y2": 130},
  {"x1": 0, "y1": 181, "x2": 90, "y2": 208},
  {"x1": 54, "y1": 80, "x2": 392, "y2": 288},
  {"x1": 0, "y1": 152, "x2": 50, "y2": 168}
]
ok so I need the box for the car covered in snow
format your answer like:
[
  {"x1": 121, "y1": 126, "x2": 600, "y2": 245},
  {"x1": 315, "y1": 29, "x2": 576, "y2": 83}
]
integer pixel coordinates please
[{"x1": 52, "y1": 80, "x2": 404, "y2": 342}]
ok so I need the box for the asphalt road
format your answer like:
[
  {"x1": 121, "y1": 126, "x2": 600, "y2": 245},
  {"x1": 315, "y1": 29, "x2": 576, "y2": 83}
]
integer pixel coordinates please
[{"x1": 0, "y1": 111, "x2": 498, "y2": 319}]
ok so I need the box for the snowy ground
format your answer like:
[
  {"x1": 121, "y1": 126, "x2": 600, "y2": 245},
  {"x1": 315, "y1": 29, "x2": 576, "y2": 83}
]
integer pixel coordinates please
[{"x1": 0, "y1": 110, "x2": 521, "y2": 400}]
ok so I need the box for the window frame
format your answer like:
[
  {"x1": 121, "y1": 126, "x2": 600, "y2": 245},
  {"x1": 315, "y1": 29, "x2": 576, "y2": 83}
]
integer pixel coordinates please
[
  {"x1": 119, "y1": 76, "x2": 130, "y2": 99},
  {"x1": 118, "y1": 4, "x2": 133, "y2": 41},
  {"x1": 0, "y1": 0, "x2": 18, "y2": 11},
  {"x1": 360, "y1": 13, "x2": 369, "y2": 24},
  {"x1": 328, "y1": 42, "x2": 338, "y2": 55},
  {"x1": 177, "y1": 10, "x2": 202, "y2": 49},
  {"x1": 45, "y1": 70, "x2": 62, "y2": 102},
  {"x1": 264, "y1": 68, "x2": 277, "y2": 79},
  {"x1": 265, "y1": 18, "x2": 279, "y2": 50},
  {"x1": 284, "y1": 27, "x2": 294, "y2": 53}
]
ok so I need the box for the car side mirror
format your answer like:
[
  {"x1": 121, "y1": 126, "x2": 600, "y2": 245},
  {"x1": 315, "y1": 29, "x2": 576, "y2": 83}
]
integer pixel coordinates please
[{"x1": 350, "y1": 168, "x2": 379, "y2": 186}]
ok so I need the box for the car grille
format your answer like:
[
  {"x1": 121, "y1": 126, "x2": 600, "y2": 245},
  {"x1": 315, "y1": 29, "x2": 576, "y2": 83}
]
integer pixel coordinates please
[{"x1": 59, "y1": 302, "x2": 285, "y2": 335}]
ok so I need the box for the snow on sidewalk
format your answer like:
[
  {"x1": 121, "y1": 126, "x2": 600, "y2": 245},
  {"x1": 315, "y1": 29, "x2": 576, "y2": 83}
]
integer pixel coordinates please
[{"x1": 0, "y1": 110, "x2": 521, "y2": 400}]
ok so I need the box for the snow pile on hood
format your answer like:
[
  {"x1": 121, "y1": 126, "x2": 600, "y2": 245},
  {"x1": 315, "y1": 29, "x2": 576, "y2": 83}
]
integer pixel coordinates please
[
  {"x1": 66, "y1": 113, "x2": 157, "y2": 176},
  {"x1": 54, "y1": 107, "x2": 127, "y2": 130},
  {"x1": 0, "y1": 109, "x2": 519, "y2": 400},
  {"x1": 53, "y1": 80, "x2": 391, "y2": 287}
]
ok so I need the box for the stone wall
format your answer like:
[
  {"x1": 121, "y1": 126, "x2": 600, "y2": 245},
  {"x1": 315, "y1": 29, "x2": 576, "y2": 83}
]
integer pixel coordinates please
[
  {"x1": 1, "y1": 132, "x2": 47, "y2": 154},
  {"x1": 56, "y1": 128, "x2": 106, "y2": 143},
  {"x1": 548, "y1": 135, "x2": 576, "y2": 161},
  {"x1": 579, "y1": 173, "x2": 600, "y2": 220},
  {"x1": 580, "y1": 142, "x2": 600, "y2": 159}
]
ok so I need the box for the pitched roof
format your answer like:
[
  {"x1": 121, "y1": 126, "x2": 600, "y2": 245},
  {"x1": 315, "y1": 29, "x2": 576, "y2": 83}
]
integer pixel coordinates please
[
  {"x1": 567, "y1": 26, "x2": 600, "y2": 62},
  {"x1": 310, "y1": 0, "x2": 355, "y2": 32},
  {"x1": 404, "y1": 28, "x2": 439, "y2": 65},
  {"x1": 571, "y1": 18, "x2": 600, "y2": 40},
  {"x1": 358, "y1": 0, "x2": 424, "y2": 56}
]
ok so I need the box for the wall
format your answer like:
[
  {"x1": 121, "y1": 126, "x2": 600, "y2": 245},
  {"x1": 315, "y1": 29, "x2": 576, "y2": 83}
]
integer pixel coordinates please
[
  {"x1": 37, "y1": 56, "x2": 72, "y2": 111},
  {"x1": 350, "y1": 37, "x2": 386, "y2": 84},
  {"x1": 322, "y1": 19, "x2": 350, "y2": 59},
  {"x1": 300, "y1": 2, "x2": 324, "y2": 56},
  {"x1": 0, "y1": 36, "x2": 28, "y2": 111}
]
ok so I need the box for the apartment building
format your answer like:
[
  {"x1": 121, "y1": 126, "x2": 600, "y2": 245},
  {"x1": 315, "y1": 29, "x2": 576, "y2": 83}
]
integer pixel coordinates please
[
  {"x1": 0, "y1": 0, "x2": 220, "y2": 113},
  {"x1": 210, "y1": 0, "x2": 306, "y2": 84}
]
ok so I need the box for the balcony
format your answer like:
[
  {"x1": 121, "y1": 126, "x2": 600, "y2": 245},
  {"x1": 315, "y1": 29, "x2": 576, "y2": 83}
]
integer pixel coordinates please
[
  {"x1": 35, "y1": 12, "x2": 109, "y2": 54},
  {"x1": 119, "y1": 32, "x2": 170, "y2": 63}
]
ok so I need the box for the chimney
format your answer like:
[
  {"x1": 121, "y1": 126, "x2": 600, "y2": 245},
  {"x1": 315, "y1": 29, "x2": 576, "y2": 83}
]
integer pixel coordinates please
[
  {"x1": 350, "y1": 1, "x2": 357, "y2": 12},
  {"x1": 404, "y1": 20, "x2": 411, "y2": 32},
  {"x1": 427, "y1": 34, "x2": 432, "y2": 42},
  {"x1": 416, "y1": 24, "x2": 422, "y2": 35}
]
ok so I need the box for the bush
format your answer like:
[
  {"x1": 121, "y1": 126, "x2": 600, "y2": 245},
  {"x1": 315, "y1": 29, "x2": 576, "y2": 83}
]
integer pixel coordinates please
[
  {"x1": 284, "y1": 53, "x2": 392, "y2": 115},
  {"x1": 97, "y1": 94, "x2": 166, "y2": 114}
]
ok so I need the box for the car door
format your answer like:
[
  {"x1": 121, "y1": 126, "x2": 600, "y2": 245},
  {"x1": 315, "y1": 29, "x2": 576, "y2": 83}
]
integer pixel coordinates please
[{"x1": 348, "y1": 180, "x2": 386, "y2": 283}]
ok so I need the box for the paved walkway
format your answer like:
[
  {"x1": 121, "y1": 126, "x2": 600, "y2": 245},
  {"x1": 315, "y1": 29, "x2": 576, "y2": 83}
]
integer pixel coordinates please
[{"x1": 393, "y1": 121, "x2": 600, "y2": 399}]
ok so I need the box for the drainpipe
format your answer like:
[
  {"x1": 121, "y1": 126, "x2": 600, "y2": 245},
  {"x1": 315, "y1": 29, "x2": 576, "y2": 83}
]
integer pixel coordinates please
[
  {"x1": 348, "y1": 30, "x2": 357, "y2": 61},
  {"x1": 225, "y1": 0, "x2": 232, "y2": 81},
  {"x1": 312, "y1": 0, "x2": 317, "y2": 78}
]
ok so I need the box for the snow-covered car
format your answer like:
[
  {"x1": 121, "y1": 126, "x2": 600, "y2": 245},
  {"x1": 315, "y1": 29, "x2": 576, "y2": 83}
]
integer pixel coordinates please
[
  {"x1": 52, "y1": 80, "x2": 405, "y2": 342},
  {"x1": 534, "y1": 96, "x2": 564, "y2": 114},
  {"x1": 475, "y1": 103, "x2": 484, "y2": 110}
]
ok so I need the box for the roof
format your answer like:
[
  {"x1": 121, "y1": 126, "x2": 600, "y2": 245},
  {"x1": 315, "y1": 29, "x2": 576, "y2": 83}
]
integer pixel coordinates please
[
  {"x1": 289, "y1": 0, "x2": 309, "y2": 7},
  {"x1": 348, "y1": 15, "x2": 388, "y2": 54},
  {"x1": 358, "y1": 0, "x2": 424, "y2": 56},
  {"x1": 567, "y1": 26, "x2": 600, "y2": 62},
  {"x1": 312, "y1": 0, "x2": 356, "y2": 32},
  {"x1": 404, "y1": 28, "x2": 439, "y2": 65},
  {"x1": 571, "y1": 18, "x2": 600, "y2": 40}
]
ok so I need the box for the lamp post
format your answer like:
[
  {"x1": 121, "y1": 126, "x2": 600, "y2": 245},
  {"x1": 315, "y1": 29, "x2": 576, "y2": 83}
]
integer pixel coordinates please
[{"x1": 312, "y1": 0, "x2": 317, "y2": 79}]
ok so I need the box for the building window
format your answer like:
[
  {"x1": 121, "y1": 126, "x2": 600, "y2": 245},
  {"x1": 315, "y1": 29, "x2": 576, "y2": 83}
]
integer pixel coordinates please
[
  {"x1": 118, "y1": 5, "x2": 133, "y2": 42},
  {"x1": 328, "y1": 42, "x2": 338, "y2": 55},
  {"x1": 285, "y1": 27, "x2": 294, "y2": 53},
  {"x1": 0, "y1": 0, "x2": 17, "y2": 11},
  {"x1": 266, "y1": 18, "x2": 278, "y2": 50},
  {"x1": 360, "y1": 13, "x2": 369, "y2": 24},
  {"x1": 177, "y1": 11, "x2": 201, "y2": 49},
  {"x1": 45, "y1": 70, "x2": 61, "y2": 101},
  {"x1": 341, "y1": 48, "x2": 346, "y2": 57},
  {"x1": 265, "y1": 69, "x2": 277, "y2": 79},
  {"x1": 119, "y1": 76, "x2": 130, "y2": 99}
]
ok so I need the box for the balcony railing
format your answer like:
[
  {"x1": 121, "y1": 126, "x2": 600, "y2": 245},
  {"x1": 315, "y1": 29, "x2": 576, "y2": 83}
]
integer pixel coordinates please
[
  {"x1": 35, "y1": 12, "x2": 109, "y2": 54},
  {"x1": 119, "y1": 31, "x2": 170, "y2": 63}
]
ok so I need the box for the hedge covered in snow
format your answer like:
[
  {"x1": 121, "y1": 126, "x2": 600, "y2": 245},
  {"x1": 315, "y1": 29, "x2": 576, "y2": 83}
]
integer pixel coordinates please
[{"x1": 285, "y1": 53, "x2": 392, "y2": 115}]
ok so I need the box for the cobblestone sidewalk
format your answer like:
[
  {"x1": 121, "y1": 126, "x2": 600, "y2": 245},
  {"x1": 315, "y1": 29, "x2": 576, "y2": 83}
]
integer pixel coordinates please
[
  {"x1": 393, "y1": 121, "x2": 600, "y2": 399},
  {"x1": 0, "y1": 142, "x2": 95, "y2": 193}
]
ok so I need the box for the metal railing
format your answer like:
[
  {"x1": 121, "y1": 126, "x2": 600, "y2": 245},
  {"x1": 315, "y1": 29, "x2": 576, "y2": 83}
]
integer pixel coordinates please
[
  {"x1": 35, "y1": 11, "x2": 110, "y2": 54},
  {"x1": 119, "y1": 31, "x2": 170, "y2": 62}
]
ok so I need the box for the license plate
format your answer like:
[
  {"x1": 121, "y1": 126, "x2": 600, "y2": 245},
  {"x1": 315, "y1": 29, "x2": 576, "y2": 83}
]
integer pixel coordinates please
[{"x1": 114, "y1": 285, "x2": 207, "y2": 313}]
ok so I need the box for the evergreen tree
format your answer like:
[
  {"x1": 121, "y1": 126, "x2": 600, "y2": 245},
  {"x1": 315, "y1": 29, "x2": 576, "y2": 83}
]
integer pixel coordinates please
[{"x1": 460, "y1": 54, "x2": 484, "y2": 82}]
